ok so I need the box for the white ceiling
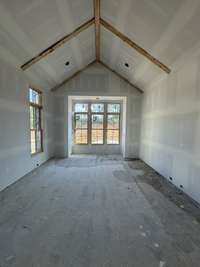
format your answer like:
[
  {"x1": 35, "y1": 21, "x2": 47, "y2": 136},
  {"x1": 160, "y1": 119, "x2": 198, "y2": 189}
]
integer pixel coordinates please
[{"x1": 0, "y1": 0, "x2": 200, "y2": 91}]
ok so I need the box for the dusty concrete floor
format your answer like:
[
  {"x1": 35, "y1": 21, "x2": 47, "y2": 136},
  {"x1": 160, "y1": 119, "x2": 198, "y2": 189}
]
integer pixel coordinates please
[{"x1": 0, "y1": 155, "x2": 200, "y2": 267}]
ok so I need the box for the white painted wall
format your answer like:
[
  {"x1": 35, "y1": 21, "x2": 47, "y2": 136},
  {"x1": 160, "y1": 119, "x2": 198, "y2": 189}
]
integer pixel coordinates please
[
  {"x1": 140, "y1": 49, "x2": 200, "y2": 204},
  {"x1": 0, "y1": 59, "x2": 54, "y2": 191},
  {"x1": 54, "y1": 62, "x2": 142, "y2": 158}
]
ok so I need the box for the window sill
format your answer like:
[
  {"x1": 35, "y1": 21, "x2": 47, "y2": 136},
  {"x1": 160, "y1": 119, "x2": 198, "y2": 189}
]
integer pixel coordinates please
[{"x1": 31, "y1": 151, "x2": 43, "y2": 157}]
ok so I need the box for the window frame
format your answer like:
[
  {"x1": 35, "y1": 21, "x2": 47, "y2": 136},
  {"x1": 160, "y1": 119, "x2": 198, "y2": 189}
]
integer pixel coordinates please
[
  {"x1": 73, "y1": 111, "x2": 89, "y2": 145},
  {"x1": 106, "y1": 111, "x2": 121, "y2": 145},
  {"x1": 29, "y1": 87, "x2": 43, "y2": 156},
  {"x1": 73, "y1": 102, "x2": 121, "y2": 146},
  {"x1": 91, "y1": 103, "x2": 105, "y2": 145}
]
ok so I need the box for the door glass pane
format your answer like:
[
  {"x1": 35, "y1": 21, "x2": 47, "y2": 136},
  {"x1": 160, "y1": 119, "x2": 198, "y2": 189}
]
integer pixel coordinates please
[
  {"x1": 107, "y1": 130, "x2": 119, "y2": 144},
  {"x1": 91, "y1": 130, "x2": 103, "y2": 144},
  {"x1": 107, "y1": 115, "x2": 120, "y2": 129},
  {"x1": 91, "y1": 103, "x2": 104, "y2": 113},
  {"x1": 92, "y1": 114, "x2": 103, "y2": 129},
  {"x1": 107, "y1": 114, "x2": 120, "y2": 144},
  {"x1": 75, "y1": 114, "x2": 88, "y2": 129},
  {"x1": 91, "y1": 114, "x2": 104, "y2": 144},
  {"x1": 75, "y1": 103, "x2": 88, "y2": 112},
  {"x1": 74, "y1": 113, "x2": 88, "y2": 144},
  {"x1": 107, "y1": 104, "x2": 120, "y2": 113},
  {"x1": 75, "y1": 129, "x2": 88, "y2": 144}
]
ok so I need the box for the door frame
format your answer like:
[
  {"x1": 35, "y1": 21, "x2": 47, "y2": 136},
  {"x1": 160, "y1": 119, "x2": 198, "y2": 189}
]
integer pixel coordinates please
[{"x1": 68, "y1": 96, "x2": 127, "y2": 157}]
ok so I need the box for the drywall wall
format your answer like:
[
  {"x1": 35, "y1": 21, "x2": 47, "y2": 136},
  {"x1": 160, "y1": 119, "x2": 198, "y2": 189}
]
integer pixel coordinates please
[
  {"x1": 140, "y1": 50, "x2": 200, "y2": 204},
  {"x1": 54, "y1": 62, "x2": 142, "y2": 158},
  {"x1": 0, "y1": 59, "x2": 54, "y2": 191}
]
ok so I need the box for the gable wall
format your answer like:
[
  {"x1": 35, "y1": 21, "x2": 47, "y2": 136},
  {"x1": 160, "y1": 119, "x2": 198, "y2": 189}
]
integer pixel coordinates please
[{"x1": 53, "y1": 63, "x2": 142, "y2": 158}]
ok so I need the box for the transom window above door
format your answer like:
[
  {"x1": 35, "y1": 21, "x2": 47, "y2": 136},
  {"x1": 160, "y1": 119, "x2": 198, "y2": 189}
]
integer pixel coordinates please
[{"x1": 73, "y1": 102, "x2": 120, "y2": 145}]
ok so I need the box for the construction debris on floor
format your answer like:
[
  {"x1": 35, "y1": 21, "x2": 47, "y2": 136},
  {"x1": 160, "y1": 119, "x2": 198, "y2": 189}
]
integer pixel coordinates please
[{"x1": 0, "y1": 156, "x2": 200, "y2": 267}]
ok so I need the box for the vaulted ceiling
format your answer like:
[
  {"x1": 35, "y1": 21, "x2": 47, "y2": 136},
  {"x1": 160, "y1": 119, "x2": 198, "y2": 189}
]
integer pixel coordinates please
[{"x1": 0, "y1": 0, "x2": 200, "y2": 91}]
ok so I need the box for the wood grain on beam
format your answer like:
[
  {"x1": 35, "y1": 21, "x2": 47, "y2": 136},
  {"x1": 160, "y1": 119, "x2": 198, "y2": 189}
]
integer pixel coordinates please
[
  {"x1": 100, "y1": 18, "x2": 171, "y2": 74},
  {"x1": 99, "y1": 61, "x2": 143, "y2": 94},
  {"x1": 21, "y1": 18, "x2": 95, "y2": 71},
  {"x1": 51, "y1": 60, "x2": 96, "y2": 92},
  {"x1": 94, "y1": 0, "x2": 100, "y2": 61}
]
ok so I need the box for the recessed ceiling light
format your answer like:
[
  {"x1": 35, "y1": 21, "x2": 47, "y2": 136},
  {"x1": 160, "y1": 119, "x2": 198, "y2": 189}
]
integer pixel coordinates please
[
  {"x1": 65, "y1": 61, "x2": 70, "y2": 66},
  {"x1": 125, "y1": 62, "x2": 129, "y2": 68}
]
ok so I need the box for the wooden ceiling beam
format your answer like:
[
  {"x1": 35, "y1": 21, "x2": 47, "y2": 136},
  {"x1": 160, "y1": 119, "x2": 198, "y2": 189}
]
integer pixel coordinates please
[
  {"x1": 94, "y1": 0, "x2": 100, "y2": 61},
  {"x1": 99, "y1": 61, "x2": 143, "y2": 94},
  {"x1": 51, "y1": 60, "x2": 96, "y2": 92},
  {"x1": 21, "y1": 18, "x2": 95, "y2": 71},
  {"x1": 100, "y1": 18, "x2": 171, "y2": 74}
]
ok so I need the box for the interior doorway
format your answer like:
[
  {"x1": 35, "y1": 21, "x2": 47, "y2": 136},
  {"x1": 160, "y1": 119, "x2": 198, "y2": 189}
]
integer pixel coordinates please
[{"x1": 68, "y1": 96, "x2": 127, "y2": 157}]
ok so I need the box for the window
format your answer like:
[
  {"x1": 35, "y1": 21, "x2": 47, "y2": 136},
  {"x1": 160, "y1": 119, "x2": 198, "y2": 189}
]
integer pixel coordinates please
[
  {"x1": 74, "y1": 103, "x2": 88, "y2": 144},
  {"x1": 107, "y1": 104, "x2": 120, "y2": 144},
  {"x1": 107, "y1": 103, "x2": 120, "y2": 113},
  {"x1": 91, "y1": 114, "x2": 104, "y2": 144},
  {"x1": 91, "y1": 103, "x2": 104, "y2": 144},
  {"x1": 73, "y1": 102, "x2": 120, "y2": 145},
  {"x1": 29, "y1": 88, "x2": 43, "y2": 155},
  {"x1": 75, "y1": 103, "x2": 88, "y2": 113},
  {"x1": 91, "y1": 103, "x2": 104, "y2": 113}
]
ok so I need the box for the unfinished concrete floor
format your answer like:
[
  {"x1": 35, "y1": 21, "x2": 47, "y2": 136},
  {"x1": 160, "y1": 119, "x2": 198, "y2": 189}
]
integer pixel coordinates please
[{"x1": 0, "y1": 155, "x2": 200, "y2": 267}]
